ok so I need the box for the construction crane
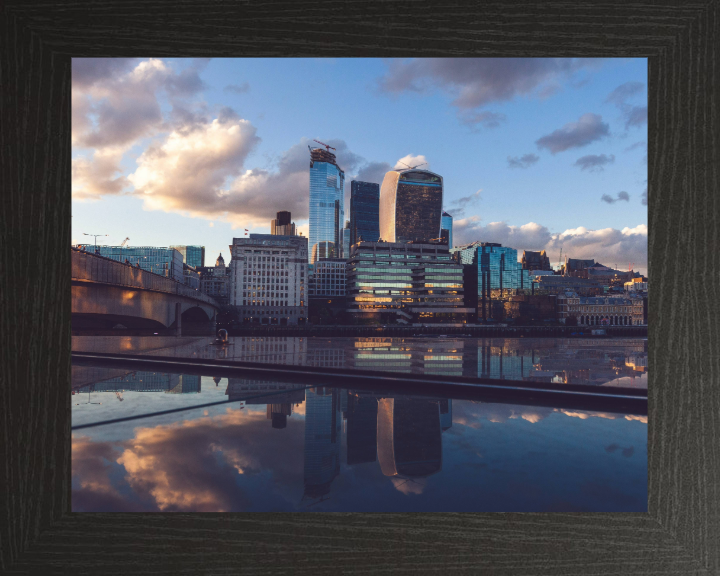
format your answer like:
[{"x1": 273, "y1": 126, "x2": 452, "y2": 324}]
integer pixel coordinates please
[
  {"x1": 120, "y1": 237, "x2": 130, "y2": 247},
  {"x1": 398, "y1": 160, "x2": 427, "y2": 170},
  {"x1": 628, "y1": 262, "x2": 635, "y2": 271},
  {"x1": 313, "y1": 139, "x2": 336, "y2": 152}
]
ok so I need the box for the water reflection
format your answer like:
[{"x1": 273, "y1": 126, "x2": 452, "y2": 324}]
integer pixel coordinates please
[
  {"x1": 72, "y1": 371, "x2": 647, "y2": 513},
  {"x1": 73, "y1": 336, "x2": 648, "y2": 388}
]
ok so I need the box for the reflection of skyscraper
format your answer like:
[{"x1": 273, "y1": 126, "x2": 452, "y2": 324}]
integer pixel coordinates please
[
  {"x1": 379, "y1": 169, "x2": 443, "y2": 243},
  {"x1": 309, "y1": 146, "x2": 345, "y2": 264},
  {"x1": 267, "y1": 403, "x2": 293, "y2": 429},
  {"x1": 303, "y1": 387, "x2": 341, "y2": 499},
  {"x1": 439, "y1": 399, "x2": 452, "y2": 432},
  {"x1": 346, "y1": 395, "x2": 378, "y2": 465},
  {"x1": 376, "y1": 398, "x2": 442, "y2": 478}
]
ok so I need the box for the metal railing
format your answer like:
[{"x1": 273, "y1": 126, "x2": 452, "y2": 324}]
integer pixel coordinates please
[{"x1": 71, "y1": 248, "x2": 219, "y2": 307}]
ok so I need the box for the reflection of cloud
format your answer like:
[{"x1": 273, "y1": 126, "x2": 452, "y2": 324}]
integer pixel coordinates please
[
  {"x1": 560, "y1": 410, "x2": 618, "y2": 420},
  {"x1": 390, "y1": 477, "x2": 426, "y2": 495},
  {"x1": 74, "y1": 407, "x2": 305, "y2": 512},
  {"x1": 625, "y1": 415, "x2": 647, "y2": 423}
]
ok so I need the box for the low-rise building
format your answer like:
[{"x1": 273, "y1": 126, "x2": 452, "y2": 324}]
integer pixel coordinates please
[
  {"x1": 182, "y1": 263, "x2": 201, "y2": 290},
  {"x1": 229, "y1": 234, "x2": 308, "y2": 325},
  {"x1": 625, "y1": 277, "x2": 648, "y2": 293},
  {"x1": 557, "y1": 294, "x2": 644, "y2": 325},
  {"x1": 346, "y1": 241, "x2": 472, "y2": 325}
]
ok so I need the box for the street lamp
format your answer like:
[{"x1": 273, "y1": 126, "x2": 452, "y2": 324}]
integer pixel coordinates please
[{"x1": 83, "y1": 233, "x2": 108, "y2": 252}]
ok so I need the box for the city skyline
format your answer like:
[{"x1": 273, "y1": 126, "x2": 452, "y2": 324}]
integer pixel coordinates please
[{"x1": 71, "y1": 58, "x2": 648, "y2": 273}]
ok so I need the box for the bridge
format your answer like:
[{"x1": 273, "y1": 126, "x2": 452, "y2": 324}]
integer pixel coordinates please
[{"x1": 72, "y1": 248, "x2": 220, "y2": 334}]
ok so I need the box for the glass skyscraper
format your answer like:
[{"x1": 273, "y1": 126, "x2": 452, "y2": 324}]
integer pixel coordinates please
[
  {"x1": 379, "y1": 169, "x2": 443, "y2": 243},
  {"x1": 309, "y1": 146, "x2": 345, "y2": 264},
  {"x1": 441, "y1": 212, "x2": 453, "y2": 248},
  {"x1": 349, "y1": 180, "x2": 380, "y2": 246},
  {"x1": 169, "y1": 245, "x2": 205, "y2": 268},
  {"x1": 453, "y1": 242, "x2": 530, "y2": 293}
]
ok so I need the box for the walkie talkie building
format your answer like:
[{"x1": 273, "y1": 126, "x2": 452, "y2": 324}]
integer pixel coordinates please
[
  {"x1": 379, "y1": 169, "x2": 443, "y2": 244},
  {"x1": 309, "y1": 146, "x2": 345, "y2": 264}
]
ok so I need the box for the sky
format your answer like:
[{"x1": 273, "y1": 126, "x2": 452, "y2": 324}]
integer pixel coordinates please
[{"x1": 71, "y1": 58, "x2": 648, "y2": 273}]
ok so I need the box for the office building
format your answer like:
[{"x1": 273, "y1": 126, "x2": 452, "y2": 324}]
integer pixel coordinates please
[
  {"x1": 309, "y1": 145, "x2": 345, "y2": 264},
  {"x1": 199, "y1": 253, "x2": 231, "y2": 305},
  {"x1": 271, "y1": 211, "x2": 296, "y2": 236},
  {"x1": 346, "y1": 241, "x2": 473, "y2": 324},
  {"x1": 441, "y1": 211, "x2": 453, "y2": 248},
  {"x1": 349, "y1": 180, "x2": 380, "y2": 246},
  {"x1": 228, "y1": 234, "x2": 308, "y2": 325},
  {"x1": 452, "y1": 242, "x2": 531, "y2": 322},
  {"x1": 379, "y1": 168, "x2": 443, "y2": 243},
  {"x1": 75, "y1": 245, "x2": 184, "y2": 282},
  {"x1": 308, "y1": 258, "x2": 347, "y2": 297},
  {"x1": 521, "y1": 250, "x2": 552, "y2": 271},
  {"x1": 170, "y1": 245, "x2": 205, "y2": 268}
]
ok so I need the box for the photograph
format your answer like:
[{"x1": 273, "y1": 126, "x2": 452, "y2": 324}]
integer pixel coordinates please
[{"x1": 70, "y1": 57, "x2": 648, "y2": 513}]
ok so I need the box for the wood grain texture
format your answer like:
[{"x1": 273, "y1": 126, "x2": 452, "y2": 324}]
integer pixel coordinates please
[{"x1": 1, "y1": 1, "x2": 718, "y2": 573}]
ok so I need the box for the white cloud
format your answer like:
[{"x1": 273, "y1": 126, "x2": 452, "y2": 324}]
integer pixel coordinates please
[
  {"x1": 394, "y1": 154, "x2": 428, "y2": 170},
  {"x1": 453, "y1": 220, "x2": 648, "y2": 272}
]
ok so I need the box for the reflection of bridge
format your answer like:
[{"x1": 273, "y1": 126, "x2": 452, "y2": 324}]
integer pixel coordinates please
[{"x1": 72, "y1": 249, "x2": 219, "y2": 334}]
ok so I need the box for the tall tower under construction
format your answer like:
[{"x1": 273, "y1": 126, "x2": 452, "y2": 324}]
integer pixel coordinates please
[{"x1": 308, "y1": 142, "x2": 345, "y2": 264}]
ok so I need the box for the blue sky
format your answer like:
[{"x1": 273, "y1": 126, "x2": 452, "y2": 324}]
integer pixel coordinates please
[{"x1": 72, "y1": 58, "x2": 648, "y2": 272}]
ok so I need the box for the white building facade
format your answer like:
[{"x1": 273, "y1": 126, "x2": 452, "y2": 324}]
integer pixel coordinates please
[{"x1": 229, "y1": 234, "x2": 308, "y2": 325}]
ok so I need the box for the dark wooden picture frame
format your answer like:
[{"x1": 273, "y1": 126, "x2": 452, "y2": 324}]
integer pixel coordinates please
[{"x1": 2, "y1": 1, "x2": 718, "y2": 573}]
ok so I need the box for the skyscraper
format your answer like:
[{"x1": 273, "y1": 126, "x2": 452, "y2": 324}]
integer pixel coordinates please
[
  {"x1": 349, "y1": 180, "x2": 380, "y2": 246},
  {"x1": 379, "y1": 169, "x2": 443, "y2": 243},
  {"x1": 271, "y1": 211, "x2": 296, "y2": 236},
  {"x1": 441, "y1": 212, "x2": 453, "y2": 248},
  {"x1": 309, "y1": 145, "x2": 345, "y2": 264}
]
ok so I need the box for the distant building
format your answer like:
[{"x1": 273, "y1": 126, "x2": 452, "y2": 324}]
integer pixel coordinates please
[
  {"x1": 530, "y1": 274, "x2": 603, "y2": 297},
  {"x1": 379, "y1": 169, "x2": 443, "y2": 243},
  {"x1": 557, "y1": 294, "x2": 644, "y2": 326},
  {"x1": 503, "y1": 294, "x2": 559, "y2": 323},
  {"x1": 441, "y1": 211, "x2": 453, "y2": 248},
  {"x1": 346, "y1": 241, "x2": 472, "y2": 325},
  {"x1": 199, "y1": 253, "x2": 231, "y2": 304},
  {"x1": 349, "y1": 180, "x2": 380, "y2": 246},
  {"x1": 182, "y1": 263, "x2": 201, "y2": 290},
  {"x1": 309, "y1": 146, "x2": 345, "y2": 264},
  {"x1": 170, "y1": 245, "x2": 205, "y2": 268},
  {"x1": 564, "y1": 258, "x2": 596, "y2": 275},
  {"x1": 625, "y1": 278, "x2": 648, "y2": 293},
  {"x1": 228, "y1": 233, "x2": 308, "y2": 325},
  {"x1": 452, "y1": 242, "x2": 531, "y2": 322},
  {"x1": 342, "y1": 220, "x2": 350, "y2": 258},
  {"x1": 76, "y1": 245, "x2": 184, "y2": 282},
  {"x1": 308, "y1": 258, "x2": 346, "y2": 298},
  {"x1": 271, "y1": 211, "x2": 296, "y2": 236},
  {"x1": 521, "y1": 250, "x2": 551, "y2": 271}
]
